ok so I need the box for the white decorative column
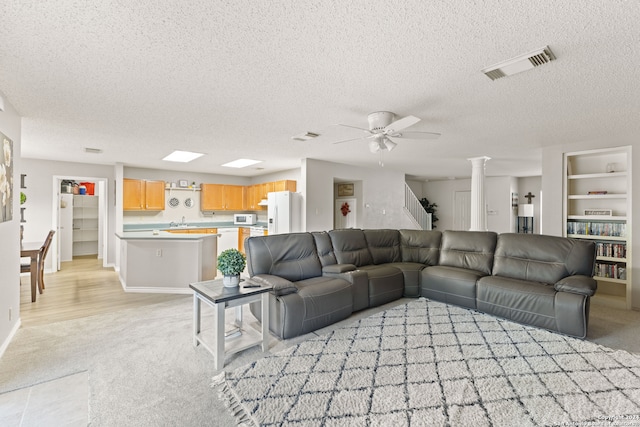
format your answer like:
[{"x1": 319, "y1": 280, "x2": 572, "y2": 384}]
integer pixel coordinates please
[{"x1": 468, "y1": 156, "x2": 491, "y2": 231}]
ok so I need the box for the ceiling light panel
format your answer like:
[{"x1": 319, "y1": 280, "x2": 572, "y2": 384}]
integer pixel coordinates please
[
  {"x1": 162, "y1": 150, "x2": 204, "y2": 162},
  {"x1": 221, "y1": 158, "x2": 263, "y2": 168}
]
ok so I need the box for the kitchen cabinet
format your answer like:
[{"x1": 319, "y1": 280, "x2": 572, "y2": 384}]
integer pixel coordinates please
[
  {"x1": 201, "y1": 184, "x2": 245, "y2": 210},
  {"x1": 123, "y1": 178, "x2": 165, "y2": 211},
  {"x1": 273, "y1": 180, "x2": 297, "y2": 192},
  {"x1": 167, "y1": 228, "x2": 218, "y2": 234},
  {"x1": 239, "y1": 227, "x2": 251, "y2": 254}
]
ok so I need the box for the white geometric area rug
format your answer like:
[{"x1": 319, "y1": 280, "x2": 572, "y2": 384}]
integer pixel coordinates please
[{"x1": 213, "y1": 299, "x2": 640, "y2": 426}]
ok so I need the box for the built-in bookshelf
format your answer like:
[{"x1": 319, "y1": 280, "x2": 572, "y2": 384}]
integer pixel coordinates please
[{"x1": 563, "y1": 146, "x2": 632, "y2": 309}]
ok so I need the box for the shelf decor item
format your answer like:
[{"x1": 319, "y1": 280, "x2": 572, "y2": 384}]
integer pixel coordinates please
[
  {"x1": 217, "y1": 248, "x2": 246, "y2": 287},
  {"x1": 584, "y1": 209, "x2": 612, "y2": 216}
]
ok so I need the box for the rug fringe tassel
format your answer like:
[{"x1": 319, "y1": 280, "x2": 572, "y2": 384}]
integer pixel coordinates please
[{"x1": 211, "y1": 373, "x2": 255, "y2": 426}]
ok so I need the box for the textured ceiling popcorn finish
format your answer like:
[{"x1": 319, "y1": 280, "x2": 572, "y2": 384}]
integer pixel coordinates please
[{"x1": 1, "y1": 1, "x2": 639, "y2": 179}]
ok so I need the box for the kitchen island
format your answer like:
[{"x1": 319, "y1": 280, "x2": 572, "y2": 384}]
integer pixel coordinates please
[{"x1": 116, "y1": 231, "x2": 218, "y2": 293}]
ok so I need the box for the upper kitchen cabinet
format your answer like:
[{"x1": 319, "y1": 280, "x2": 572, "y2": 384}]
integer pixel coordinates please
[
  {"x1": 123, "y1": 178, "x2": 165, "y2": 211},
  {"x1": 273, "y1": 180, "x2": 297, "y2": 192},
  {"x1": 201, "y1": 184, "x2": 246, "y2": 211}
]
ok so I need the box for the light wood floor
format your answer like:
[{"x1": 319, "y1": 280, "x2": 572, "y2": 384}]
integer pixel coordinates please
[{"x1": 19, "y1": 256, "x2": 185, "y2": 328}]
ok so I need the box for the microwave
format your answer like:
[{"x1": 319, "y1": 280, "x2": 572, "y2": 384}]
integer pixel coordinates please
[{"x1": 233, "y1": 213, "x2": 257, "y2": 225}]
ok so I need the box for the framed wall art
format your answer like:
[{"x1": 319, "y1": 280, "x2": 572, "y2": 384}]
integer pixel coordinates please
[
  {"x1": 0, "y1": 132, "x2": 13, "y2": 223},
  {"x1": 337, "y1": 183, "x2": 354, "y2": 197}
]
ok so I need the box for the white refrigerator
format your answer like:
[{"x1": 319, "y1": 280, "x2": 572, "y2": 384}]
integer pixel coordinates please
[{"x1": 267, "y1": 191, "x2": 302, "y2": 235}]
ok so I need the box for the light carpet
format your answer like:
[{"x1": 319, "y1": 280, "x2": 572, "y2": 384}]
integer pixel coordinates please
[{"x1": 214, "y1": 299, "x2": 640, "y2": 426}]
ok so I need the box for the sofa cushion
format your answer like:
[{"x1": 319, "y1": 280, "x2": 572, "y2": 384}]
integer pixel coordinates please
[
  {"x1": 384, "y1": 262, "x2": 425, "y2": 297},
  {"x1": 493, "y1": 233, "x2": 596, "y2": 284},
  {"x1": 363, "y1": 229, "x2": 401, "y2": 264},
  {"x1": 400, "y1": 229, "x2": 442, "y2": 265},
  {"x1": 246, "y1": 233, "x2": 322, "y2": 281},
  {"x1": 358, "y1": 265, "x2": 404, "y2": 306},
  {"x1": 421, "y1": 265, "x2": 486, "y2": 309},
  {"x1": 477, "y1": 275, "x2": 557, "y2": 332},
  {"x1": 296, "y1": 276, "x2": 353, "y2": 334},
  {"x1": 439, "y1": 230, "x2": 497, "y2": 275},
  {"x1": 312, "y1": 231, "x2": 338, "y2": 267},
  {"x1": 328, "y1": 229, "x2": 374, "y2": 267}
]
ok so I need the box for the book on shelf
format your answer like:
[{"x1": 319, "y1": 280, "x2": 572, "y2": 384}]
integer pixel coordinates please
[
  {"x1": 587, "y1": 190, "x2": 608, "y2": 195},
  {"x1": 567, "y1": 221, "x2": 626, "y2": 237},
  {"x1": 595, "y1": 262, "x2": 627, "y2": 280},
  {"x1": 596, "y1": 242, "x2": 626, "y2": 259}
]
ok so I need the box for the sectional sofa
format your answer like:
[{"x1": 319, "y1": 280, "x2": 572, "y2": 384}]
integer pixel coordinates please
[{"x1": 245, "y1": 229, "x2": 597, "y2": 339}]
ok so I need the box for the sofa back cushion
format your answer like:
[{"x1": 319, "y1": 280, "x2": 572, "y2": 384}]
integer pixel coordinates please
[
  {"x1": 493, "y1": 233, "x2": 596, "y2": 284},
  {"x1": 399, "y1": 229, "x2": 442, "y2": 265},
  {"x1": 363, "y1": 229, "x2": 401, "y2": 264},
  {"x1": 440, "y1": 230, "x2": 497, "y2": 274},
  {"x1": 311, "y1": 231, "x2": 338, "y2": 267},
  {"x1": 245, "y1": 232, "x2": 322, "y2": 281},
  {"x1": 328, "y1": 229, "x2": 374, "y2": 266}
]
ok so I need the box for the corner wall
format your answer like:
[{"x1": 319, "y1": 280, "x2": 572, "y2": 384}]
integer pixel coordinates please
[
  {"x1": 0, "y1": 94, "x2": 22, "y2": 357},
  {"x1": 302, "y1": 158, "x2": 413, "y2": 232}
]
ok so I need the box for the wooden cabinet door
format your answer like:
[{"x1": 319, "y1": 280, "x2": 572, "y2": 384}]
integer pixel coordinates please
[
  {"x1": 224, "y1": 185, "x2": 245, "y2": 210},
  {"x1": 238, "y1": 227, "x2": 251, "y2": 254},
  {"x1": 123, "y1": 178, "x2": 144, "y2": 210},
  {"x1": 201, "y1": 184, "x2": 225, "y2": 210},
  {"x1": 145, "y1": 180, "x2": 165, "y2": 210},
  {"x1": 273, "y1": 180, "x2": 297, "y2": 192}
]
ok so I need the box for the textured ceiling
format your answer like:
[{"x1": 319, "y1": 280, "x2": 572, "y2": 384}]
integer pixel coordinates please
[{"x1": 1, "y1": 1, "x2": 639, "y2": 180}]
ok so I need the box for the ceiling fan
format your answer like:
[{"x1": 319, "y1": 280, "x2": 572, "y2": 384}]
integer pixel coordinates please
[{"x1": 333, "y1": 111, "x2": 441, "y2": 154}]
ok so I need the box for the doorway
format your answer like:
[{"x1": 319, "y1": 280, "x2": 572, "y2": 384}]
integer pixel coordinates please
[
  {"x1": 453, "y1": 190, "x2": 471, "y2": 230},
  {"x1": 52, "y1": 176, "x2": 109, "y2": 271}
]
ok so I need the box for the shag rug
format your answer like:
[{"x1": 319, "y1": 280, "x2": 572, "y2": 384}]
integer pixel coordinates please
[{"x1": 214, "y1": 299, "x2": 640, "y2": 426}]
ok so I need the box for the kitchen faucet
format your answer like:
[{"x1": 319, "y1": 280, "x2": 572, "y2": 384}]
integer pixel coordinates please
[{"x1": 181, "y1": 216, "x2": 186, "y2": 225}]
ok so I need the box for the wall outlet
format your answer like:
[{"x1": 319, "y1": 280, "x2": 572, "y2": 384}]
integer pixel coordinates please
[{"x1": 156, "y1": 249, "x2": 162, "y2": 257}]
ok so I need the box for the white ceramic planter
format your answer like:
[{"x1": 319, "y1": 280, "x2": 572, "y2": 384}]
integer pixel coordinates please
[{"x1": 223, "y1": 274, "x2": 240, "y2": 287}]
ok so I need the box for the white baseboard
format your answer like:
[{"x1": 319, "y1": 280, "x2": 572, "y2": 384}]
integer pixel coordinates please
[
  {"x1": 0, "y1": 318, "x2": 22, "y2": 359},
  {"x1": 123, "y1": 286, "x2": 193, "y2": 295}
]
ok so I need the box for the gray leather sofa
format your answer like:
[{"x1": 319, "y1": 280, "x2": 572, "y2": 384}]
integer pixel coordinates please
[{"x1": 245, "y1": 229, "x2": 596, "y2": 339}]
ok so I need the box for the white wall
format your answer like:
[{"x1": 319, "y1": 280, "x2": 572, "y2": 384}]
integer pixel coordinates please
[
  {"x1": 302, "y1": 158, "x2": 414, "y2": 232},
  {"x1": 424, "y1": 176, "x2": 517, "y2": 233},
  {"x1": 517, "y1": 176, "x2": 542, "y2": 234},
  {"x1": 20, "y1": 159, "x2": 116, "y2": 271},
  {"x1": 541, "y1": 140, "x2": 640, "y2": 309},
  {"x1": 0, "y1": 93, "x2": 22, "y2": 357}
]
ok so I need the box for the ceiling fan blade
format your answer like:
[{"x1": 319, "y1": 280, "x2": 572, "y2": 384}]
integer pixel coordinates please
[
  {"x1": 335, "y1": 123, "x2": 373, "y2": 134},
  {"x1": 332, "y1": 136, "x2": 368, "y2": 145},
  {"x1": 391, "y1": 131, "x2": 441, "y2": 140},
  {"x1": 383, "y1": 115, "x2": 421, "y2": 134}
]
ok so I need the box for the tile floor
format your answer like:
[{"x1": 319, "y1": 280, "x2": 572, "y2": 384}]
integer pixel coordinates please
[{"x1": 0, "y1": 371, "x2": 88, "y2": 427}]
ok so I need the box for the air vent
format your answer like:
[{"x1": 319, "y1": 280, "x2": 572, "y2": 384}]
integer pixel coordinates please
[
  {"x1": 292, "y1": 131, "x2": 320, "y2": 141},
  {"x1": 482, "y1": 46, "x2": 556, "y2": 81},
  {"x1": 84, "y1": 147, "x2": 103, "y2": 154}
]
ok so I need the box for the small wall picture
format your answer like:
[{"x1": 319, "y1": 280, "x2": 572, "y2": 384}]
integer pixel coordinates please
[
  {"x1": 337, "y1": 183, "x2": 354, "y2": 197},
  {"x1": 178, "y1": 179, "x2": 189, "y2": 188},
  {"x1": 0, "y1": 132, "x2": 13, "y2": 223}
]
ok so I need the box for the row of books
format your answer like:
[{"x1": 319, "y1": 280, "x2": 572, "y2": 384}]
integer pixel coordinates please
[
  {"x1": 595, "y1": 262, "x2": 627, "y2": 280},
  {"x1": 567, "y1": 221, "x2": 626, "y2": 237},
  {"x1": 595, "y1": 242, "x2": 627, "y2": 259}
]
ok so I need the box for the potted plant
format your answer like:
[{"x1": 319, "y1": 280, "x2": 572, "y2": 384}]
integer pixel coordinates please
[{"x1": 217, "y1": 248, "x2": 246, "y2": 287}]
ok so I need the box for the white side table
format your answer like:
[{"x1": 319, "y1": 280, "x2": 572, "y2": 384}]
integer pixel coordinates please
[{"x1": 190, "y1": 279, "x2": 271, "y2": 370}]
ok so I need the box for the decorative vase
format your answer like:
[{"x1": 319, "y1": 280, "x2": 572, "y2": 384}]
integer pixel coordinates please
[{"x1": 223, "y1": 274, "x2": 240, "y2": 288}]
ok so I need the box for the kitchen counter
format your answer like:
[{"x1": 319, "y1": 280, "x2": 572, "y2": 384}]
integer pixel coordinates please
[
  {"x1": 116, "y1": 231, "x2": 218, "y2": 240},
  {"x1": 122, "y1": 222, "x2": 267, "y2": 232},
  {"x1": 117, "y1": 231, "x2": 217, "y2": 294}
]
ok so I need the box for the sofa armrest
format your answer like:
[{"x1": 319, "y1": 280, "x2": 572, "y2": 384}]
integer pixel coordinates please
[
  {"x1": 554, "y1": 275, "x2": 597, "y2": 297},
  {"x1": 323, "y1": 264, "x2": 357, "y2": 274},
  {"x1": 251, "y1": 274, "x2": 298, "y2": 296}
]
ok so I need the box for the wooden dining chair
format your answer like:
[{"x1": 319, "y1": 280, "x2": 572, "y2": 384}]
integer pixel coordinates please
[{"x1": 20, "y1": 229, "x2": 55, "y2": 293}]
